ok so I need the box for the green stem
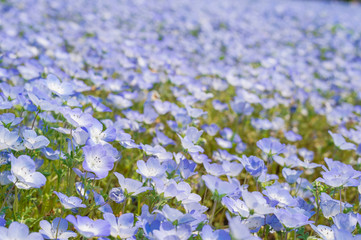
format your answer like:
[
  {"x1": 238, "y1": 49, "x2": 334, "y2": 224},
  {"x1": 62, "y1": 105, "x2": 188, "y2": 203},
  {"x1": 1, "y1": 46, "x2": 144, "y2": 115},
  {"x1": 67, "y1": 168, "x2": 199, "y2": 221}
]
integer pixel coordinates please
[
  {"x1": 340, "y1": 187, "x2": 342, "y2": 213},
  {"x1": 0, "y1": 183, "x2": 16, "y2": 212},
  {"x1": 209, "y1": 200, "x2": 217, "y2": 226},
  {"x1": 13, "y1": 187, "x2": 18, "y2": 220},
  {"x1": 31, "y1": 110, "x2": 40, "y2": 129}
]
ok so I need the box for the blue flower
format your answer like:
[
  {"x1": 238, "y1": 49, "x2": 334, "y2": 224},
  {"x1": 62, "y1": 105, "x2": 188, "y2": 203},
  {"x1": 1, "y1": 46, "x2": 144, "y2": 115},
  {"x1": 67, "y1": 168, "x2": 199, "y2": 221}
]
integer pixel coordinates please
[
  {"x1": 263, "y1": 184, "x2": 298, "y2": 207},
  {"x1": 65, "y1": 215, "x2": 110, "y2": 238},
  {"x1": 109, "y1": 187, "x2": 125, "y2": 203},
  {"x1": 202, "y1": 175, "x2": 239, "y2": 196},
  {"x1": 39, "y1": 218, "x2": 77, "y2": 240},
  {"x1": 200, "y1": 225, "x2": 231, "y2": 240},
  {"x1": 282, "y1": 168, "x2": 303, "y2": 184},
  {"x1": 227, "y1": 214, "x2": 261, "y2": 240},
  {"x1": 0, "y1": 113, "x2": 23, "y2": 127},
  {"x1": 284, "y1": 130, "x2": 302, "y2": 142},
  {"x1": 328, "y1": 131, "x2": 356, "y2": 150},
  {"x1": 274, "y1": 207, "x2": 313, "y2": 229},
  {"x1": 22, "y1": 129, "x2": 50, "y2": 150},
  {"x1": 45, "y1": 74, "x2": 75, "y2": 97},
  {"x1": 136, "y1": 157, "x2": 167, "y2": 179},
  {"x1": 239, "y1": 155, "x2": 265, "y2": 177},
  {"x1": 54, "y1": 191, "x2": 86, "y2": 210},
  {"x1": 8, "y1": 154, "x2": 46, "y2": 189},
  {"x1": 114, "y1": 172, "x2": 151, "y2": 196},
  {"x1": 82, "y1": 144, "x2": 116, "y2": 179},
  {"x1": 0, "y1": 222, "x2": 43, "y2": 240},
  {"x1": 256, "y1": 137, "x2": 286, "y2": 157},
  {"x1": 0, "y1": 126, "x2": 19, "y2": 150},
  {"x1": 103, "y1": 213, "x2": 137, "y2": 239}
]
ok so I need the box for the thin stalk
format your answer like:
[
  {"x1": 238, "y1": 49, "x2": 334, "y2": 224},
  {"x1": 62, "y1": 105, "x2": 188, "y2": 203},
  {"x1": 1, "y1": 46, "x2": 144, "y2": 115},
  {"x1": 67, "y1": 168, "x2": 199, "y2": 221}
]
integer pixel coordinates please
[
  {"x1": 1, "y1": 183, "x2": 16, "y2": 211},
  {"x1": 31, "y1": 110, "x2": 40, "y2": 129},
  {"x1": 209, "y1": 200, "x2": 217, "y2": 226},
  {"x1": 122, "y1": 198, "x2": 127, "y2": 213},
  {"x1": 340, "y1": 187, "x2": 342, "y2": 213},
  {"x1": 13, "y1": 187, "x2": 18, "y2": 220}
]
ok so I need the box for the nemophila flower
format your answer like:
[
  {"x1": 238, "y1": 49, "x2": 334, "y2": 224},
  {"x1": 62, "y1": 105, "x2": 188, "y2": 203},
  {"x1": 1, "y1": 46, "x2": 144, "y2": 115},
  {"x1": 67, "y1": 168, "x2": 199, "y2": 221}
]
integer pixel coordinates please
[
  {"x1": 178, "y1": 158, "x2": 197, "y2": 179},
  {"x1": 203, "y1": 161, "x2": 226, "y2": 177},
  {"x1": 103, "y1": 213, "x2": 137, "y2": 239},
  {"x1": 62, "y1": 108, "x2": 94, "y2": 128},
  {"x1": 114, "y1": 172, "x2": 151, "y2": 196},
  {"x1": 22, "y1": 129, "x2": 50, "y2": 149},
  {"x1": 82, "y1": 144, "x2": 116, "y2": 179},
  {"x1": 256, "y1": 137, "x2": 286, "y2": 157},
  {"x1": 186, "y1": 105, "x2": 206, "y2": 118},
  {"x1": 320, "y1": 192, "x2": 351, "y2": 218},
  {"x1": 241, "y1": 190, "x2": 274, "y2": 215},
  {"x1": 202, "y1": 175, "x2": 239, "y2": 196},
  {"x1": 109, "y1": 187, "x2": 125, "y2": 203},
  {"x1": 177, "y1": 126, "x2": 204, "y2": 153},
  {"x1": 251, "y1": 118, "x2": 272, "y2": 130},
  {"x1": 239, "y1": 155, "x2": 265, "y2": 177},
  {"x1": 41, "y1": 147, "x2": 61, "y2": 160},
  {"x1": 243, "y1": 215, "x2": 265, "y2": 233},
  {"x1": 75, "y1": 182, "x2": 90, "y2": 199},
  {"x1": 93, "y1": 191, "x2": 112, "y2": 213},
  {"x1": 65, "y1": 215, "x2": 110, "y2": 238},
  {"x1": 230, "y1": 98, "x2": 254, "y2": 116},
  {"x1": 265, "y1": 215, "x2": 284, "y2": 231},
  {"x1": 140, "y1": 144, "x2": 173, "y2": 161},
  {"x1": 321, "y1": 159, "x2": 361, "y2": 187},
  {"x1": 72, "y1": 127, "x2": 89, "y2": 146},
  {"x1": 333, "y1": 213, "x2": 357, "y2": 233},
  {"x1": 156, "y1": 204, "x2": 195, "y2": 224},
  {"x1": 331, "y1": 224, "x2": 361, "y2": 240},
  {"x1": 8, "y1": 154, "x2": 46, "y2": 189},
  {"x1": 284, "y1": 130, "x2": 302, "y2": 142},
  {"x1": 274, "y1": 207, "x2": 313, "y2": 229},
  {"x1": 310, "y1": 224, "x2": 334, "y2": 240},
  {"x1": 88, "y1": 95, "x2": 111, "y2": 112},
  {"x1": 86, "y1": 119, "x2": 116, "y2": 145},
  {"x1": 298, "y1": 148, "x2": 314, "y2": 162},
  {"x1": 212, "y1": 99, "x2": 228, "y2": 111},
  {"x1": 155, "y1": 128, "x2": 175, "y2": 146},
  {"x1": 213, "y1": 150, "x2": 239, "y2": 162},
  {"x1": 163, "y1": 180, "x2": 201, "y2": 203},
  {"x1": 0, "y1": 113, "x2": 22, "y2": 127},
  {"x1": 222, "y1": 196, "x2": 250, "y2": 217},
  {"x1": 328, "y1": 131, "x2": 356, "y2": 150},
  {"x1": 282, "y1": 168, "x2": 303, "y2": 184},
  {"x1": 263, "y1": 185, "x2": 298, "y2": 207},
  {"x1": 0, "y1": 171, "x2": 11, "y2": 185},
  {"x1": 107, "y1": 94, "x2": 133, "y2": 109},
  {"x1": 45, "y1": 74, "x2": 74, "y2": 97},
  {"x1": 136, "y1": 157, "x2": 167, "y2": 179},
  {"x1": 200, "y1": 225, "x2": 231, "y2": 240},
  {"x1": 190, "y1": 152, "x2": 210, "y2": 164},
  {"x1": 0, "y1": 96, "x2": 12, "y2": 110},
  {"x1": 39, "y1": 218, "x2": 77, "y2": 240},
  {"x1": 0, "y1": 221, "x2": 43, "y2": 240},
  {"x1": 227, "y1": 214, "x2": 260, "y2": 240},
  {"x1": 27, "y1": 89, "x2": 57, "y2": 111},
  {"x1": 54, "y1": 191, "x2": 86, "y2": 210},
  {"x1": 0, "y1": 126, "x2": 19, "y2": 150},
  {"x1": 153, "y1": 221, "x2": 192, "y2": 240},
  {"x1": 202, "y1": 124, "x2": 219, "y2": 136},
  {"x1": 153, "y1": 100, "x2": 172, "y2": 115},
  {"x1": 0, "y1": 214, "x2": 5, "y2": 227}
]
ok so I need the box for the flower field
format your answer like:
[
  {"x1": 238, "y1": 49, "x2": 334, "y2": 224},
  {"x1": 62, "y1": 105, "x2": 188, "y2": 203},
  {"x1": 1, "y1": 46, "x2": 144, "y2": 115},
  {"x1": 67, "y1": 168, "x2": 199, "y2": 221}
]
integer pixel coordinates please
[{"x1": 1, "y1": 0, "x2": 361, "y2": 239}]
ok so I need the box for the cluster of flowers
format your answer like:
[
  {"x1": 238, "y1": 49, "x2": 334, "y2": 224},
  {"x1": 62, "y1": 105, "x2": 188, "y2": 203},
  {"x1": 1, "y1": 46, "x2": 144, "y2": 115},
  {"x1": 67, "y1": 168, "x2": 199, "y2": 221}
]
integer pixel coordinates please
[{"x1": 1, "y1": 0, "x2": 361, "y2": 239}]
